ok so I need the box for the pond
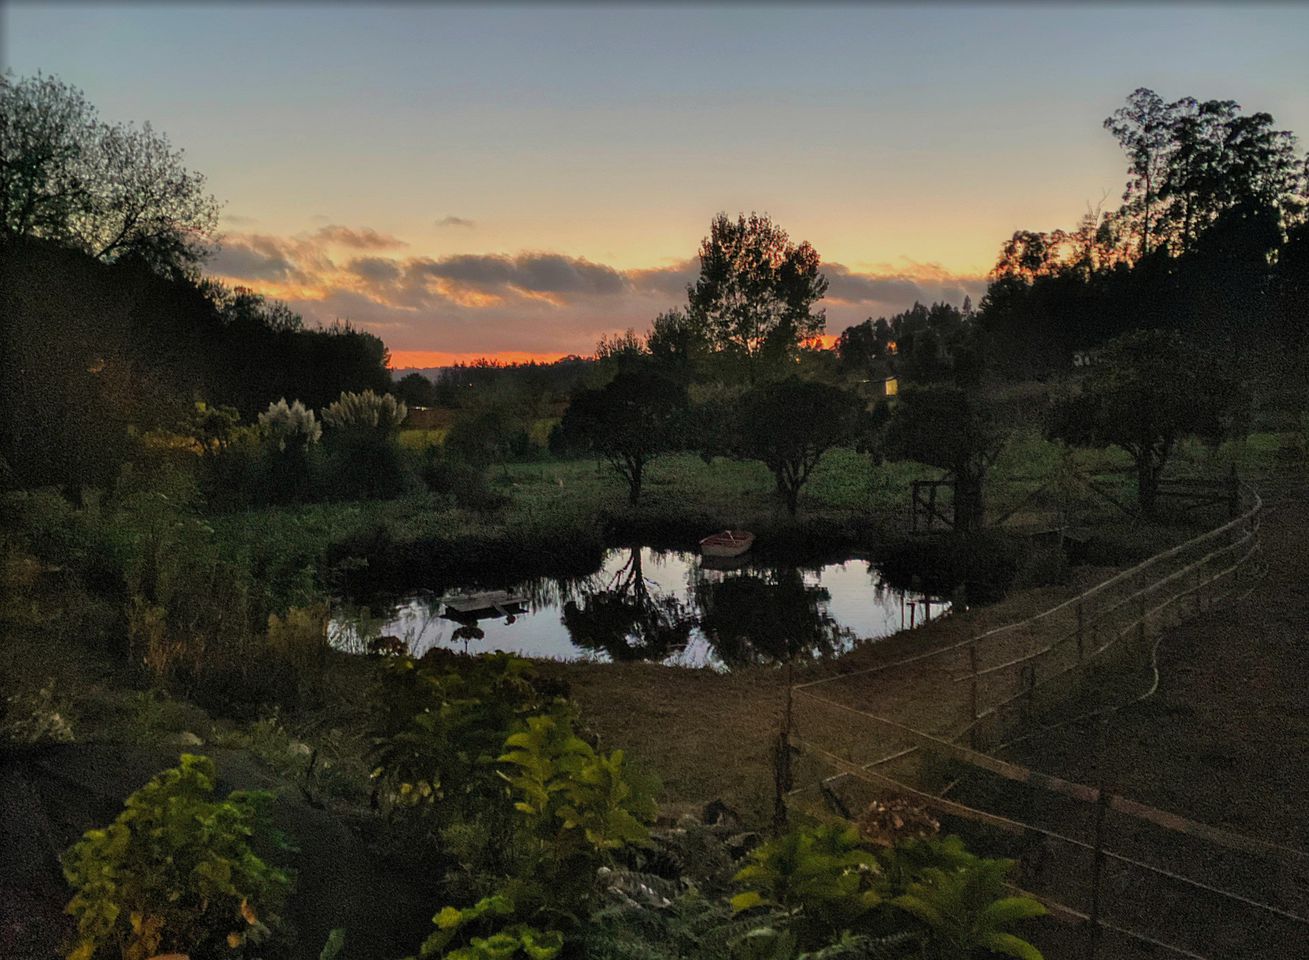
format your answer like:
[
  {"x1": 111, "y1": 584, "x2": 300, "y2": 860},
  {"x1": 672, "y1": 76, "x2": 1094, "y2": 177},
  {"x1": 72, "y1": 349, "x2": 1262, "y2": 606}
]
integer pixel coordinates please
[{"x1": 331, "y1": 546, "x2": 951, "y2": 670}]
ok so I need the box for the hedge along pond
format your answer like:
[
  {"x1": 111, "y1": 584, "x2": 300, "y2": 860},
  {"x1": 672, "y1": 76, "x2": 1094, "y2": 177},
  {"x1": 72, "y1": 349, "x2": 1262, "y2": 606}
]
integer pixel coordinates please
[{"x1": 330, "y1": 546, "x2": 950, "y2": 670}]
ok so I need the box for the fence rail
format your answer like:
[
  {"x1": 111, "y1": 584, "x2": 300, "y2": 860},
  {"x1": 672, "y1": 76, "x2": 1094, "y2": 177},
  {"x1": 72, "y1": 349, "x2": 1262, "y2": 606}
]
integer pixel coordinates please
[{"x1": 784, "y1": 481, "x2": 1302, "y2": 959}]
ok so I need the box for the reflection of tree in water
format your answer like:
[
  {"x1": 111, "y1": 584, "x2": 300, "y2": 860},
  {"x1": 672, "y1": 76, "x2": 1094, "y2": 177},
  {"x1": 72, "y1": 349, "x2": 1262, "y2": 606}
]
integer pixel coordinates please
[
  {"x1": 562, "y1": 547, "x2": 695, "y2": 662},
  {"x1": 695, "y1": 568, "x2": 852, "y2": 667}
]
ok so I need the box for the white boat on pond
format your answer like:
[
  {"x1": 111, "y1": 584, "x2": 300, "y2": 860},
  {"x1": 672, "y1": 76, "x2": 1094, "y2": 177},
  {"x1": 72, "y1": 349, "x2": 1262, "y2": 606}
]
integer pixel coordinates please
[{"x1": 699, "y1": 530, "x2": 755, "y2": 559}]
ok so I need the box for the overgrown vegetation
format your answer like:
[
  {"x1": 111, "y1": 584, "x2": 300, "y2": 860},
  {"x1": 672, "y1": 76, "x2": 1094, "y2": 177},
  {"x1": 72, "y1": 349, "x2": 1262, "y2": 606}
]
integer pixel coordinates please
[{"x1": 62, "y1": 754, "x2": 291, "y2": 960}]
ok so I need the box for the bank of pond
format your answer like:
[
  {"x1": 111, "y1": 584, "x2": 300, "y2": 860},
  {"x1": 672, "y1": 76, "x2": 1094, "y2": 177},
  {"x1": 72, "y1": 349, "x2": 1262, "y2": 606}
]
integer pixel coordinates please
[{"x1": 331, "y1": 545, "x2": 952, "y2": 669}]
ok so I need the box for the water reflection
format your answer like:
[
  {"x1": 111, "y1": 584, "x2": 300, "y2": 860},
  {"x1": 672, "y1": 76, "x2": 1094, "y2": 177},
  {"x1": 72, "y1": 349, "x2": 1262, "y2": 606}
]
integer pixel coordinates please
[
  {"x1": 330, "y1": 546, "x2": 950, "y2": 670},
  {"x1": 695, "y1": 569, "x2": 849, "y2": 668},
  {"x1": 562, "y1": 548, "x2": 695, "y2": 662}
]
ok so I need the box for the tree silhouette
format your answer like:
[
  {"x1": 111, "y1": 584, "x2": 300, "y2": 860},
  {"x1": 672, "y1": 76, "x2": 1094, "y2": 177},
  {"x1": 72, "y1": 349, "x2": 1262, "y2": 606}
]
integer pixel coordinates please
[
  {"x1": 687, "y1": 212, "x2": 828, "y2": 378},
  {"x1": 729, "y1": 378, "x2": 865, "y2": 517},
  {"x1": 1048, "y1": 330, "x2": 1242, "y2": 517},
  {"x1": 561, "y1": 548, "x2": 694, "y2": 661},
  {"x1": 394, "y1": 372, "x2": 436, "y2": 408},
  {"x1": 557, "y1": 366, "x2": 688, "y2": 506},
  {"x1": 1105, "y1": 88, "x2": 1176, "y2": 260},
  {"x1": 883, "y1": 386, "x2": 1008, "y2": 534},
  {"x1": 1, "y1": 72, "x2": 219, "y2": 279},
  {"x1": 695, "y1": 568, "x2": 849, "y2": 667}
]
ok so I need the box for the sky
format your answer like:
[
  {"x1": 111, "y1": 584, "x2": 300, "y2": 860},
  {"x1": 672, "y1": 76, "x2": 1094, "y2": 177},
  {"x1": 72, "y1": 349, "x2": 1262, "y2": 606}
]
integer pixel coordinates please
[{"x1": 5, "y1": 2, "x2": 1309, "y2": 367}]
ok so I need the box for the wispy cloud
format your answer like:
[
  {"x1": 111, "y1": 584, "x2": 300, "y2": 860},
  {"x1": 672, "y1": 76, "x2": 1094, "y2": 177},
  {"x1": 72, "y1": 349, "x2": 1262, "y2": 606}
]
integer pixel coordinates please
[
  {"x1": 312, "y1": 224, "x2": 408, "y2": 249},
  {"x1": 435, "y1": 215, "x2": 476, "y2": 228}
]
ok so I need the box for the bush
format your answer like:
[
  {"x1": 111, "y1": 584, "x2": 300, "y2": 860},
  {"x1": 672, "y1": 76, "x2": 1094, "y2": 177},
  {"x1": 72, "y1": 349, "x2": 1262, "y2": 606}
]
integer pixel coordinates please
[
  {"x1": 418, "y1": 447, "x2": 506, "y2": 512},
  {"x1": 321, "y1": 389, "x2": 407, "y2": 432},
  {"x1": 62, "y1": 754, "x2": 291, "y2": 960},
  {"x1": 255, "y1": 399, "x2": 321, "y2": 503},
  {"x1": 728, "y1": 828, "x2": 1045, "y2": 959},
  {"x1": 366, "y1": 651, "x2": 568, "y2": 821},
  {"x1": 116, "y1": 492, "x2": 327, "y2": 710},
  {"x1": 320, "y1": 390, "x2": 415, "y2": 500}
]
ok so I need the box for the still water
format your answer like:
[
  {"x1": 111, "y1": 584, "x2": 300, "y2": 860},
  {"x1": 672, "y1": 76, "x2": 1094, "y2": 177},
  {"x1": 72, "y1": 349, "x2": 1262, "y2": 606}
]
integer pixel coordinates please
[{"x1": 330, "y1": 547, "x2": 950, "y2": 671}]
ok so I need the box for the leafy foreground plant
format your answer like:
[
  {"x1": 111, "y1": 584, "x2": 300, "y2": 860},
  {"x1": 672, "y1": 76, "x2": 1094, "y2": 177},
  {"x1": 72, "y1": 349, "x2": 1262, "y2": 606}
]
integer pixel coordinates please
[
  {"x1": 367, "y1": 650, "x2": 567, "y2": 822},
  {"x1": 416, "y1": 895, "x2": 563, "y2": 960},
  {"x1": 383, "y1": 654, "x2": 1043, "y2": 960},
  {"x1": 731, "y1": 830, "x2": 1046, "y2": 960},
  {"x1": 577, "y1": 826, "x2": 1045, "y2": 960},
  {"x1": 406, "y1": 695, "x2": 658, "y2": 959},
  {"x1": 62, "y1": 754, "x2": 292, "y2": 960}
]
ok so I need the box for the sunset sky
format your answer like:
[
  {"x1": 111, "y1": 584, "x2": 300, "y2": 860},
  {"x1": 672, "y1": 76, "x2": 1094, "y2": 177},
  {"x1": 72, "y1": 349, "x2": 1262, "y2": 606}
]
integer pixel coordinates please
[{"x1": 5, "y1": 2, "x2": 1309, "y2": 367}]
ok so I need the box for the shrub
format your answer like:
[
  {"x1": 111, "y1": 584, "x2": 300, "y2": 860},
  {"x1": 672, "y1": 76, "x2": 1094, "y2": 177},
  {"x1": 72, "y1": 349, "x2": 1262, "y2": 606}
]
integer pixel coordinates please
[
  {"x1": 728, "y1": 827, "x2": 1046, "y2": 959},
  {"x1": 257, "y1": 398, "x2": 321, "y2": 451},
  {"x1": 366, "y1": 651, "x2": 567, "y2": 820},
  {"x1": 321, "y1": 389, "x2": 407, "y2": 432},
  {"x1": 320, "y1": 390, "x2": 414, "y2": 499},
  {"x1": 730, "y1": 822, "x2": 881, "y2": 946},
  {"x1": 418, "y1": 447, "x2": 506, "y2": 512},
  {"x1": 265, "y1": 602, "x2": 331, "y2": 706},
  {"x1": 256, "y1": 399, "x2": 321, "y2": 503},
  {"x1": 62, "y1": 754, "x2": 291, "y2": 960},
  {"x1": 881, "y1": 836, "x2": 1046, "y2": 960},
  {"x1": 413, "y1": 895, "x2": 563, "y2": 960}
]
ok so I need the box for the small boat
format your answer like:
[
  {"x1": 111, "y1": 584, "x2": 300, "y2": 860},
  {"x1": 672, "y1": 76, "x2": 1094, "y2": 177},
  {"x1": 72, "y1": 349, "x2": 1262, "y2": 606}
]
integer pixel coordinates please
[{"x1": 699, "y1": 529, "x2": 755, "y2": 559}]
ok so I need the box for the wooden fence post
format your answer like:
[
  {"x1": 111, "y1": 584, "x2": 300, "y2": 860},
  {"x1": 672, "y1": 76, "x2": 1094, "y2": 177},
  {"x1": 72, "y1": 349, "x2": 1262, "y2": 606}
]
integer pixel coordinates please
[
  {"x1": 1227, "y1": 463, "x2": 1239, "y2": 519},
  {"x1": 1136, "y1": 595, "x2": 1146, "y2": 649},
  {"x1": 1076, "y1": 600, "x2": 1085, "y2": 663},
  {"x1": 969, "y1": 641, "x2": 980, "y2": 749},
  {"x1": 773, "y1": 661, "x2": 795, "y2": 835},
  {"x1": 1087, "y1": 782, "x2": 1111, "y2": 960}
]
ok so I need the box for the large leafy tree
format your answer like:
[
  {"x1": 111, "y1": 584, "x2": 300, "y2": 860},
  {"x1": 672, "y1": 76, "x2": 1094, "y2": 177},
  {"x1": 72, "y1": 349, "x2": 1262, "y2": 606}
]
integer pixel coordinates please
[
  {"x1": 1, "y1": 72, "x2": 218, "y2": 278},
  {"x1": 730, "y1": 377, "x2": 865, "y2": 516},
  {"x1": 882, "y1": 386, "x2": 1008, "y2": 534},
  {"x1": 557, "y1": 367, "x2": 688, "y2": 505},
  {"x1": 1104, "y1": 89, "x2": 1303, "y2": 260},
  {"x1": 1048, "y1": 330, "x2": 1242, "y2": 516},
  {"x1": 686, "y1": 212, "x2": 828, "y2": 377}
]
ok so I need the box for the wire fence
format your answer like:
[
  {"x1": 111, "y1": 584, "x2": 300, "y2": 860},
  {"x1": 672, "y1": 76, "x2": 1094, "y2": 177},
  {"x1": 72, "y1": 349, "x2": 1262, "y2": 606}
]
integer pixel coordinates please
[{"x1": 782, "y1": 482, "x2": 1308, "y2": 959}]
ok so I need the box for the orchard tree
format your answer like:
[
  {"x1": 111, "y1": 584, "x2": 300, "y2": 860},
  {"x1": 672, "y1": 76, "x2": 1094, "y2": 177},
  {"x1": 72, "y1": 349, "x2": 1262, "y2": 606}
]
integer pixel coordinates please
[
  {"x1": 732, "y1": 378, "x2": 865, "y2": 516},
  {"x1": 687, "y1": 212, "x2": 828, "y2": 377},
  {"x1": 1048, "y1": 330, "x2": 1241, "y2": 516},
  {"x1": 883, "y1": 386, "x2": 1008, "y2": 534},
  {"x1": 0, "y1": 72, "x2": 218, "y2": 278},
  {"x1": 557, "y1": 366, "x2": 688, "y2": 506}
]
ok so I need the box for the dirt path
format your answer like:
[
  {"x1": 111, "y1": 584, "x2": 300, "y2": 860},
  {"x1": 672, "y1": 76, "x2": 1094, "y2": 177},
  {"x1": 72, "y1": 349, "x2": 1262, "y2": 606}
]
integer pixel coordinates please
[{"x1": 548, "y1": 575, "x2": 1101, "y2": 822}]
